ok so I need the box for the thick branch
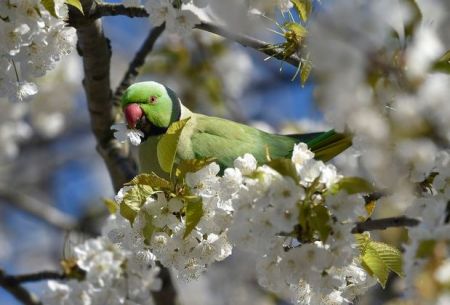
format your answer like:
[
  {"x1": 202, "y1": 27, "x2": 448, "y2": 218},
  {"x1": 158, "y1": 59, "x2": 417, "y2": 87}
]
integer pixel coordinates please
[
  {"x1": 92, "y1": 4, "x2": 301, "y2": 67},
  {"x1": 91, "y1": 3, "x2": 149, "y2": 19},
  {"x1": 351, "y1": 216, "x2": 420, "y2": 234},
  {"x1": 0, "y1": 185, "x2": 77, "y2": 231},
  {"x1": 113, "y1": 23, "x2": 166, "y2": 106},
  {"x1": 70, "y1": 3, "x2": 177, "y2": 305},
  {"x1": 0, "y1": 270, "x2": 41, "y2": 305},
  {"x1": 71, "y1": 1, "x2": 136, "y2": 192}
]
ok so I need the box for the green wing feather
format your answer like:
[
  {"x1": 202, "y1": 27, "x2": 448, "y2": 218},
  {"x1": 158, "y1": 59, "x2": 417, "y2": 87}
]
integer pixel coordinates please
[{"x1": 178, "y1": 114, "x2": 351, "y2": 169}]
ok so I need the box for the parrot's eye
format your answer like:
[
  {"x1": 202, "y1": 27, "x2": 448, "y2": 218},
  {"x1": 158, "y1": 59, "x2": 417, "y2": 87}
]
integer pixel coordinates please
[{"x1": 149, "y1": 96, "x2": 157, "y2": 104}]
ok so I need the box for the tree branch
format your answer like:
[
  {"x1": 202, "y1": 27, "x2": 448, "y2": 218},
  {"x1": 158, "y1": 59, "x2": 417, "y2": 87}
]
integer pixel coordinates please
[
  {"x1": 69, "y1": 3, "x2": 178, "y2": 305},
  {"x1": 91, "y1": 3, "x2": 149, "y2": 19},
  {"x1": 0, "y1": 184, "x2": 77, "y2": 231},
  {"x1": 1, "y1": 271, "x2": 66, "y2": 284},
  {"x1": 195, "y1": 22, "x2": 301, "y2": 67},
  {"x1": 91, "y1": 4, "x2": 301, "y2": 67},
  {"x1": 113, "y1": 23, "x2": 166, "y2": 107},
  {"x1": 351, "y1": 216, "x2": 420, "y2": 234},
  {"x1": 70, "y1": 0, "x2": 136, "y2": 193},
  {"x1": 0, "y1": 270, "x2": 42, "y2": 305}
]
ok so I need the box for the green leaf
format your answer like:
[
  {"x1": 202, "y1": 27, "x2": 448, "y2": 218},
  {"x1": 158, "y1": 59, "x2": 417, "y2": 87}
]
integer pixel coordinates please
[
  {"x1": 284, "y1": 22, "x2": 308, "y2": 39},
  {"x1": 183, "y1": 195, "x2": 203, "y2": 238},
  {"x1": 157, "y1": 118, "x2": 190, "y2": 174},
  {"x1": 361, "y1": 246, "x2": 390, "y2": 287},
  {"x1": 103, "y1": 198, "x2": 118, "y2": 214},
  {"x1": 176, "y1": 158, "x2": 216, "y2": 181},
  {"x1": 432, "y1": 50, "x2": 450, "y2": 74},
  {"x1": 41, "y1": 0, "x2": 58, "y2": 17},
  {"x1": 120, "y1": 201, "x2": 138, "y2": 224},
  {"x1": 142, "y1": 212, "x2": 156, "y2": 244},
  {"x1": 402, "y1": 0, "x2": 422, "y2": 39},
  {"x1": 121, "y1": 185, "x2": 155, "y2": 223},
  {"x1": 300, "y1": 60, "x2": 312, "y2": 87},
  {"x1": 290, "y1": 0, "x2": 312, "y2": 22},
  {"x1": 356, "y1": 234, "x2": 403, "y2": 288},
  {"x1": 415, "y1": 239, "x2": 436, "y2": 258},
  {"x1": 354, "y1": 233, "x2": 370, "y2": 252},
  {"x1": 364, "y1": 200, "x2": 377, "y2": 220},
  {"x1": 125, "y1": 173, "x2": 172, "y2": 190},
  {"x1": 332, "y1": 177, "x2": 375, "y2": 194},
  {"x1": 298, "y1": 203, "x2": 310, "y2": 238},
  {"x1": 310, "y1": 204, "x2": 331, "y2": 242},
  {"x1": 266, "y1": 158, "x2": 299, "y2": 183},
  {"x1": 65, "y1": 0, "x2": 84, "y2": 14}
]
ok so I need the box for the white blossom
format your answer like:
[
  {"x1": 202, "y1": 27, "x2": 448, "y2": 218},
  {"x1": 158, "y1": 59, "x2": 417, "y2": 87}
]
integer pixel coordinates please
[
  {"x1": 0, "y1": 0, "x2": 76, "y2": 101},
  {"x1": 111, "y1": 123, "x2": 144, "y2": 146}
]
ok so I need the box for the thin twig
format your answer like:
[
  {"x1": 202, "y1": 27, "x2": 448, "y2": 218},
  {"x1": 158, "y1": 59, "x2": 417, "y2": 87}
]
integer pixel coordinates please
[
  {"x1": 113, "y1": 23, "x2": 166, "y2": 106},
  {"x1": 1, "y1": 271, "x2": 66, "y2": 284},
  {"x1": 351, "y1": 216, "x2": 420, "y2": 234},
  {"x1": 91, "y1": 4, "x2": 301, "y2": 67},
  {"x1": 0, "y1": 184, "x2": 77, "y2": 231},
  {"x1": 195, "y1": 21, "x2": 301, "y2": 67},
  {"x1": 0, "y1": 270, "x2": 42, "y2": 305}
]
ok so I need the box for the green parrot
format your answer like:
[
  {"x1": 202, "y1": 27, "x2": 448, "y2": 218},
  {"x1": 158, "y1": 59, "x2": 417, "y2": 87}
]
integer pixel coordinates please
[{"x1": 120, "y1": 81, "x2": 351, "y2": 177}]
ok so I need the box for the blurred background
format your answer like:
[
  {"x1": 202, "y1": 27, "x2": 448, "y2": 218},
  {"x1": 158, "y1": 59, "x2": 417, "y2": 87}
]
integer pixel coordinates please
[{"x1": 0, "y1": 1, "x2": 404, "y2": 304}]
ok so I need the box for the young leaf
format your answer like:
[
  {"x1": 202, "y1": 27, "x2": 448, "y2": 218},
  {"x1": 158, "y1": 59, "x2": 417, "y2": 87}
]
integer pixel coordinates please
[
  {"x1": 361, "y1": 246, "x2": 390, "y2": 287},
  {"x1": 41, "y1": 0, "x2": 58, "y2": 17},
  {"x1": 183, "y1": 195, "x2": 203, "y2": 238},
  {"x1": 363, "y1": 200, "x2": 377, "y2": 220},
  {"x1": 65, "y1": 0, "x2": 84, "y2": 14},
  {"x1": 432, "y1": 50, "x2": 450, "y2": 74},
  {"x1": 125, "y1": 173, "x2": 172, "y2": 190},
  {"x1": 415, "y1": 239, "x2": 436, "y2": 258},
  {"x1": 284, "y1": 22, "x2": 308, "y2": 39},
  {"x1": 176, "y1": 158, "x2": 216, "y2": 181},
  {"x1": 142, "y1": 212, "x2": 156, "y2": 244},
  {"x1": 402, "y1": 0, "x2": 422, "y2": 39},
  {"x1": 267, "y1": 158, "x2": 299, "y2": 183},
  {"x1": 290, "y1": 0, "x2": 312, "y2": 22},
  {"x1": 300, "y1": 60, "x2": 312, "y2": 87},
  {"x1": 332, "y1": 177, "x2": 375, "y2": 194},
  {"x1": 354, "y1": 233, "x2": 370, "y2": 252},
  {"x1": 121, "y1": 185, "x2": 155, "y2": 223},
  {"x1": 103, "y1": 198, "x2": 118, "y2": 214},
  {"x1": 157, "y1": 118, "x2": 190, "y2": 174},
  {"x1": 356, "y1": 234, "x2": 403, "y2": 288},
  {"x1": 370, "y1": 241, "x2": 403, "y2": 276},
  {"x1": 310, "y1": 204, "x2": 331, "y2": 242}
]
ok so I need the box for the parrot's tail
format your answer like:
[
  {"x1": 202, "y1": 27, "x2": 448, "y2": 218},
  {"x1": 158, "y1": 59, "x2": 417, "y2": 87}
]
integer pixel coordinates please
[{"x1": 287, "y1": 130, "x2": 352, "y2": 162}]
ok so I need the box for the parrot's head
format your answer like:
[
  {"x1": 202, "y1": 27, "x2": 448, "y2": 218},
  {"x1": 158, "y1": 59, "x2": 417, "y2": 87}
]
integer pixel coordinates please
[{"x1": 120, "y1": 81, "x2": 181, "y2": 136}]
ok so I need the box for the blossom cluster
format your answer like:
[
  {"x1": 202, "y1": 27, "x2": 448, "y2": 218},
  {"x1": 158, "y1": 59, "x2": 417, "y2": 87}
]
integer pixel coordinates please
[
  {"x1": 0, "y1": 54, "x2": 80, "y2": 161},
  {"x1": 113, "y1": 164, "x2": 234, "y2": 281},
  {"x1": 309, "y1": 0, "x2": 450, "y2": 189},
  {"x1": 109, "y1": 143, "x2": 377, "y2": 305},
  {"x1": 43, "y1": 226, "x2": 162, "y2": 305},
  {"x1": 0, "y1": 0, "x2": 76, "y2": 102},
  {"x1": 228, "y1": 147, "x2": 374, "y2": 304},
  {"x1": 401, "y1": 151, "x2": 450, "y2": 305},
  {"x1": 308, "y1": 0, "x2": 450, "y2": 303}
]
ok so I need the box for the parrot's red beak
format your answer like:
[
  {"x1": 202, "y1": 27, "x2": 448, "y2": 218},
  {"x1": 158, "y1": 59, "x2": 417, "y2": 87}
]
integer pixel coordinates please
[{"x1": 124, "y1": 103, "x2": 143, "y2": 129}]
